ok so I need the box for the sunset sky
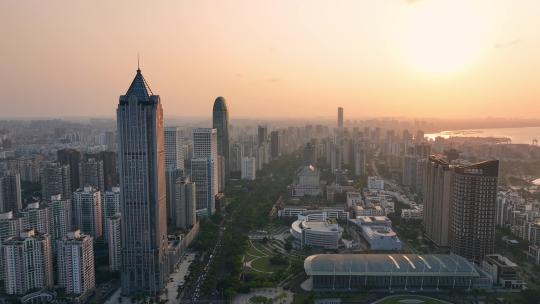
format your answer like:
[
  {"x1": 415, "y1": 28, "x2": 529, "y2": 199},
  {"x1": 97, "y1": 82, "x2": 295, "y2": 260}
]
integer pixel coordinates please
[{"x1": 1, "y1": 0, "x2": 539, "y2": 119}]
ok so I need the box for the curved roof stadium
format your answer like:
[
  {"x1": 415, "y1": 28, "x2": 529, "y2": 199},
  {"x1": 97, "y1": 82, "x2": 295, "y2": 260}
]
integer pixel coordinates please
[{"x1": 304, "y1": 254, "x2": 478, "y2": 277}]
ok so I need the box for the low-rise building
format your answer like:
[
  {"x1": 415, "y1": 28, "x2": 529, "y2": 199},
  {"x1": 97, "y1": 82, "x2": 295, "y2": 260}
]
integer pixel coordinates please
[
  {"x1": 481, "y1": 254, "x2": 524, "y2": 289},
  {"x1": 291, "y1": 219, "x2": 343, "y2": 250},
  {"x1": 349, "y1": 216, "x2": 402, "y2": 251}
]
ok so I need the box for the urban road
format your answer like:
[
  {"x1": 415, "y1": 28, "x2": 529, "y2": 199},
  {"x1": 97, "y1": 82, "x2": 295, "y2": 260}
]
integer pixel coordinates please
[{"x1": 182, "y1": 224, "x2": 226, "y2": 303}]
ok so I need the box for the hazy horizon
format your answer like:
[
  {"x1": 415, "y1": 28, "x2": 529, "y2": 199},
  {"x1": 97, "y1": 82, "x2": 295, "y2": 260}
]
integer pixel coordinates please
[{"x1": 2, "y1": 1, "x2": 540, "y2": 119}]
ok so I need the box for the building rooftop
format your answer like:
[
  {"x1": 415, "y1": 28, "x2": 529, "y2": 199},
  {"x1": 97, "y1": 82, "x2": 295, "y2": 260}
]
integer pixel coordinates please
[{"x1": 304, "y1": 254, "x2": 479, "y2": 276}]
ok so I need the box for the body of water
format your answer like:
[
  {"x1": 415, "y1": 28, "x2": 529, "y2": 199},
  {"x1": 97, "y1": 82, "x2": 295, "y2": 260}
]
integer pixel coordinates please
[{"x1": 426, "y1": 126, "x2": 540, "y2": 145}]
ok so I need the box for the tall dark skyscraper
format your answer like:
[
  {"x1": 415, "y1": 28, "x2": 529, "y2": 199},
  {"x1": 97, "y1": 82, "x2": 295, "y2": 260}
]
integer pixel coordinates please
[
  {"x1": 212, "y1": 96, "x2": 229, "y2": 177},
  {"x1": 116, "y1": 67, "x2": 168, "y2": 295},
  {"x1": 57, "y1": 148, "x2": 81, "y2": 191},
  {"x1": 337, "y1": 107, "x2": 344, "y2": 129},
  {"x1": 258, "y1": 125, "x2": 268, "y2": 145},
  {"x1": 450, "y1": 160, "x2": 499, "y2": 262}
]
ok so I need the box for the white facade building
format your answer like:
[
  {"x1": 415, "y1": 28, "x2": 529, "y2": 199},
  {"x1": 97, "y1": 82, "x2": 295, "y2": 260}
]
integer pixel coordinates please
[
  {"x1": 191, "y1": 128, "x2": 218, "y2": 216},
  {"x1": 349, "y1": 216, "x2": 402, "y2": 251},
  {"x1": 241, "y1": 156, "x2": 256, "y2": 180},
  {"x1": 2, "y1": 229, "x2": 53, "y2": 295},
  {"x1": 57, "y1": 230, "x2": 95, "y2": 296},
  {"x1": 73, "y1": 186, "x2": 102, "y2": 239},
  {"x1": 291, "y1": 219, "x2": 343, "y2": 250},
  {"x1": 106, "y1": 214, "x2": 121, "y2": 272},
  {"x1": 367, "y1": 176, "x2": 384, "y2": 190}
]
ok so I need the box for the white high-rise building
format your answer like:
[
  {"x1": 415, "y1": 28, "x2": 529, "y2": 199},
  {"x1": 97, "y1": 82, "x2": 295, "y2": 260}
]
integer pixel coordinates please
[
  {"x1": 241, "y1": 157, "x2": 256, "y2": 181},
  {"x1": 2, "y1": 229, "x2": 53, "y2": 295},
  {"x1": 50, "y1": 194, "x2": 72, "y2": 242},
  {"x1": 106, "y1": 214, "x2": 121, "y2": 272},
  {"x1": 101, "y1": 187, "x2": 120, "y2": 239},
  {"x1": 191, "y1": 128, "x2": 218, "y2": 216},
  {"x1": 57, "y1": 230, "x2": 95, "y2": 296},
  {"x1": 73, "y1": 186, "x2": 102, "y2": 239},
  {"x1": 20, "y1": 201, "x2": 52, "y2": 236},
  {"x1": 0, "y1": 211, "x2": 21, "y2": 283},
  {"x1": 164, "y1": 127, "x2": 185, "y2": 171}
]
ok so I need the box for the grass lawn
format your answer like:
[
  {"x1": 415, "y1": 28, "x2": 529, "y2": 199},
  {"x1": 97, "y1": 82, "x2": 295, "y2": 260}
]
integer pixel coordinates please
[
  {"x1": 250, "y1": 256, "x2": 287, "y2": 273},
  {"x1": 375, "y1": 295, "x2": 452, "y2": 304}
]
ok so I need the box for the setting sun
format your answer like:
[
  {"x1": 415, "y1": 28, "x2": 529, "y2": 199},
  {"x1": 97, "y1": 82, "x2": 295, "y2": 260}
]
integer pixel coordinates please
[{"x1": 394, "y1": 1, "x2": 493, "y2": 75}]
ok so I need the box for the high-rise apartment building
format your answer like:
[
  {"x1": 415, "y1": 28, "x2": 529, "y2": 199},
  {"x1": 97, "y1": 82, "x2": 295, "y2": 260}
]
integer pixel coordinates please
[
  {"x1": 79, "y1": 157, "x2": 105, "y2": 191},
  {"x1": 2, "y1": 229, "x2": 53, "y2": 295},
  {"x1": 57, "y1": 230, "x2": 95, "y2": 296},
  {"x1": 450, "y1": 160, "x2": 499, "y2": 262},
  {"x1": 57, "y1": 149, "x2": 81, "y2": 192},
  {"x1": 0, "y1": 173, "x2": 22, "y2": 213},
  {"x1": 212, "y1": 97, "x2": 230, "y2": 178},
  {"x1": 191, "y1": 128, "x2": 218, "y2": 216},
  {"x1": 73, "y1": 186, "x2": 102, "y2": 239},
  {"x1": 50, "y1": 194, "x2": 72, "y2": 243},
  {"x1": 41, "y1": 162, "x2": 71, "y2": 201},
  {"x1": 20, "y1": 201, "x2": 52, "y2": 236},
  {"x1": 422, "y1": 156, "x2": 452, "y2": 247},
  {"x1": 174, "y1": 178, "x2": 196, "y2": 229},
  {"x1": 116, "y1": 68, "x2": 168, "y2": 294},
  {"x1": 402, "y1": 155, "x2": 419, "y2": 189},
  {"x1": 0, "y1": 211, "x2": 21, "y2": 283},
  {"x1": 106, "y1": 214, "x2": 121, "y2": 272},
  {"x1": 102, "y1": 187, "x2": 120, "y2": 239}
]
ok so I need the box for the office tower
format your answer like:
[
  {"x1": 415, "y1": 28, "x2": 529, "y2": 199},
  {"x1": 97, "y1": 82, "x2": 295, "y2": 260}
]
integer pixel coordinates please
[
  {"x1": 303, "y1": 143, "x2": 316, "y2": 166},
  {"x1": 104, "y1": 131, "x2": 117, "y2": 151},
  {"x1": 422, "y1": 156, "x2": 452, "y2": 247},
  {"x1": 0, "y1": 211, "x2": 21, "y2": 283},
  {"x1": 230, "y1": 143, "x2": 243, "y2": 172},
  {"x1": 2, "y1": 229, "x2": 53, "y2": 295},
  {"x1": 450, "y1": 160, "x2": 499, "y2": 262},
  {"x1": 270, "y1": 130, "x2": 280, "y2": 158},
  {"x1": 102, "y1": 187, "x2": 120, "y2": 239},
  {"x1": 257, "y1": 125, "x2": 268, "y2": 145},
  {"x1": 163, "y1": 127, "x2": 184, "y2": 222},
  {"x1": 164, "y1": 127, "x2": 185, "y2": 171},
  {"x1": 50, "y1": 194, "x2": 72, "y2": 243},
  {"x1": 402, "y1": 155, "x2": 419, "y2": 189},
  {"x1": 107, "y1": 214, "x2": 121, "y2": 272},
  {"x1": 20, "y1": 201, "x2": 52, "y2": 235},
  {"x1": 94, "y1": 151, "x2": 118, "y2": 190},
  {"x1": 415, "y1": 130, "x2": 425, "y2": 143},
  {"x1": 415, "y1": 158, "x2": 428, "y2": 200},
  {"x1": 337, "y1": 107, "x2": 344, "y2": 129},
  {"x1": 57, "y1": 230, "x2": 95, "y2": 296},
  {"x1": 241, "y1": 157, "x2": 256, "y2": 181},
  {"x1": 175, "y1": 178, "x2": 196, "y2": 229},
  {"x1": 79, "y1": 157, "x2": 105, "y2": 191},
  {"x1": 191, "y1": 128, "x2": 218, "y2": 216},
  {"x1": 212, "y1": 96, "x2": 230, "y2": 178},
  {"x1": 354, "y1": 146, "x2": 366, "y2": 176},
  {"x1": 0, "y1": 173, "x2": 22, "y2": 213},
  {"x1": 116, "y1": 67, "x2": 168, "y2": 294},
  {"x1": 41, "y1": 162, "x2": 71, "y2": 201},
  {"x1": 57, "y1": 148, "x2": 81, "y2": 191},
  {"x1": 73, "y1": 186, "x2": 102, "y2": 239}
]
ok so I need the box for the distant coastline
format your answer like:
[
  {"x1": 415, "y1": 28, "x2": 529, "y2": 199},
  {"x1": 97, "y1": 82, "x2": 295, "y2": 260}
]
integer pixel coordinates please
[{"x1": 425, "y1": 126, "x2": 540, "y2": 145}]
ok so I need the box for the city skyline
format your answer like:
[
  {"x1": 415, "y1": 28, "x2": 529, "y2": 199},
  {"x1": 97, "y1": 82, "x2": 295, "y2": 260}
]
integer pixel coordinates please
[{"x1": 2, "y1": 1, "x2": 540, "y2": 119}]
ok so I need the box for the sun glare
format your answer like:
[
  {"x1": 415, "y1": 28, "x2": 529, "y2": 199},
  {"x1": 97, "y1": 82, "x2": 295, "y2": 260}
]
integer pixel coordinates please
[{"x1": 395, "y1": 1, "x2": 492, "y2": 75}]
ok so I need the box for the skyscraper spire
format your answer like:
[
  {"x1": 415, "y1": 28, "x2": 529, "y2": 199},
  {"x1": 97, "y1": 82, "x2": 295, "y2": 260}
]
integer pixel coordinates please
[{"x1": 137, "y1": 53, "x2": 140, "y2": 72}]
